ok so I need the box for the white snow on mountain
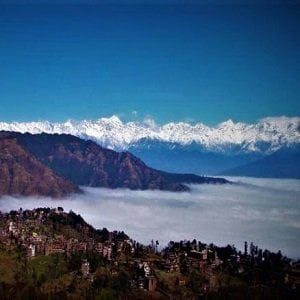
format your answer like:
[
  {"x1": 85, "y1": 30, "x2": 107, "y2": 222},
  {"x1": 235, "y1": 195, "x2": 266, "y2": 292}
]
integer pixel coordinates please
[{"x1": 0, "y1": 116, "x2": 299, "y2": 153}]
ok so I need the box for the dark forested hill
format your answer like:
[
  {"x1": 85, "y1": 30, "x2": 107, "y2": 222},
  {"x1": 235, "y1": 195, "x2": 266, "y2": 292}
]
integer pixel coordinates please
[{"x1": 0, "y1": 131, "x2": 228, "y2": 197}]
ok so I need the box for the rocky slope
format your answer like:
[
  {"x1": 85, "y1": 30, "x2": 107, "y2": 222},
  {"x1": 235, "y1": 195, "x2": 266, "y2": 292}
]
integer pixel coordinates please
[{"x1": 0, "y1": 133, "x2": 78, "y2": 197}]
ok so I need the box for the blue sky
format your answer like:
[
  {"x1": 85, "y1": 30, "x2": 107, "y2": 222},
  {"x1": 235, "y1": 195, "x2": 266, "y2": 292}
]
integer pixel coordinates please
[{"x1": 0, "y1": 1, "x2": 299, "y2": 125}]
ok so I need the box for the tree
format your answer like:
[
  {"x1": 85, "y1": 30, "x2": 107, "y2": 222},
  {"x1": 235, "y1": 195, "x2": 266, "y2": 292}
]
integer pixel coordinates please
[{"x1": 189, "y1": 270, "x2": 206, "y2": 294}]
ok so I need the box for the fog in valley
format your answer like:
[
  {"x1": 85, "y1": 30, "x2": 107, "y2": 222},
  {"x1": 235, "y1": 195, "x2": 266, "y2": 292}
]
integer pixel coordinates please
[{"x1": 1, "y1": 177, "x2": 299, "y2": 258}]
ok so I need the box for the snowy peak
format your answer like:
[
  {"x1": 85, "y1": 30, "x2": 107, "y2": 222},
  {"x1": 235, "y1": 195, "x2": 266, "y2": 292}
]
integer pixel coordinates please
[{"x1": 0, "y1": 116, "x2": 299, "y2": 153}]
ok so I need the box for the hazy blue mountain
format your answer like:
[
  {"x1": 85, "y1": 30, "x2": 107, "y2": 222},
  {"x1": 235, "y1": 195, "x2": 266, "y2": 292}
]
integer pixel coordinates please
[
  {"x1": 128, "y1": 140, "x2": 263, "y2": 175},
  {"x1": 221, "y1": 146, "x2": 300, "y2": 179}
]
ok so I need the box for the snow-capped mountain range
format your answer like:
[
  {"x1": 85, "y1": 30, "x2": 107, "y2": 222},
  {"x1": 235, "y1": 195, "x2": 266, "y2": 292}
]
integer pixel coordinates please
[{"x1": 0, "y1": 116, "x2": 299, "y2": 153}]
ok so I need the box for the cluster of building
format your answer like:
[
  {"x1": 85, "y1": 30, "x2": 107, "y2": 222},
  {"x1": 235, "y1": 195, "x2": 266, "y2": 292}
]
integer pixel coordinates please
[
  {"x1": 0, "y1": 208, "x2": 223, "y2": 294},
  {"x1": 1, "y1": 208, "x2": 299, "y2": 296},
  {"x1": 0, "y1": 208, "x2": 161, "y2": 290},
  {"x1": 161, "y1": 248, "x2": 223, "y2": 273},
  {"x1": 158, "y1": 243, "x2": 223, "y2": 293},
  {"x1": 132, "y1": 260, "x2": 158, "y2": 292},
  {"x1": 0, "y1": 208, "x2": 122, "y2": 262}
]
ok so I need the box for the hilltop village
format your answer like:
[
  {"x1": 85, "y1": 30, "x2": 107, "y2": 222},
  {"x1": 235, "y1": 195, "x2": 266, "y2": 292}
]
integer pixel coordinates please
[{"x1": 0, "y1": 208, "x2": 299, "y2": 299}]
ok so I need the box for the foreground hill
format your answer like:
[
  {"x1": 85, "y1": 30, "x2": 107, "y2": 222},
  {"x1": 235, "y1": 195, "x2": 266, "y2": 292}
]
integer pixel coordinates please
[
  {"x1": 0, "y1": 131, "x2": 228, "y2": 197},
  {"x1": 0, "y1": 207, "x2": 298, "y2": 299}
]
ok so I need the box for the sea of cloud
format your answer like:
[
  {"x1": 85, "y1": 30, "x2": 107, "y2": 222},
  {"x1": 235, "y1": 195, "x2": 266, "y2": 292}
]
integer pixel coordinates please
[{"x1": 0, "y1": 177, "x2": 299, "y2": 258}]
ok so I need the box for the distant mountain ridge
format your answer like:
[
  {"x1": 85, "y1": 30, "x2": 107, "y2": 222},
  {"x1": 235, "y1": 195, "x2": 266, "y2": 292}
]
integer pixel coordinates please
[
  {"x1": 128, "y1": 140, "x2": 264, "y2": 176},
  {"x1": 221, "y1": 145, "x2": 300, "y2": 179},
  {"x1": 0, "y1": 131, "x2": 228, "y2": 197},
  {"x1": 1, "y1": 116, "x2": 299, "y2": 179},
  {"x1": 0, "y1": 116, "x2": 299, "y2": 153}
]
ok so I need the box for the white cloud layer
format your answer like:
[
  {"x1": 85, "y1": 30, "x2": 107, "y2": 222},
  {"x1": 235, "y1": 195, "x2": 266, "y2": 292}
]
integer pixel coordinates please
[{"x1": 0, "y1": 177, "x2": 299, "y2": 258}]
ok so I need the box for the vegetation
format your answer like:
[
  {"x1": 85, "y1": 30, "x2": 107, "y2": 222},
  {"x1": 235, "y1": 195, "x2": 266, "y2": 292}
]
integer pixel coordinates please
[{"x1": 0, "y1": 208, "x2": 299, "y2": 299}]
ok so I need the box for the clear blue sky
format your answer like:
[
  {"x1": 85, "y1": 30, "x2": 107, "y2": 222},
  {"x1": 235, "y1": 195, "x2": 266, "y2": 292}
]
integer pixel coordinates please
[{"x1": 0, "y1": 1, "x2": 299, "y2": 125}]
